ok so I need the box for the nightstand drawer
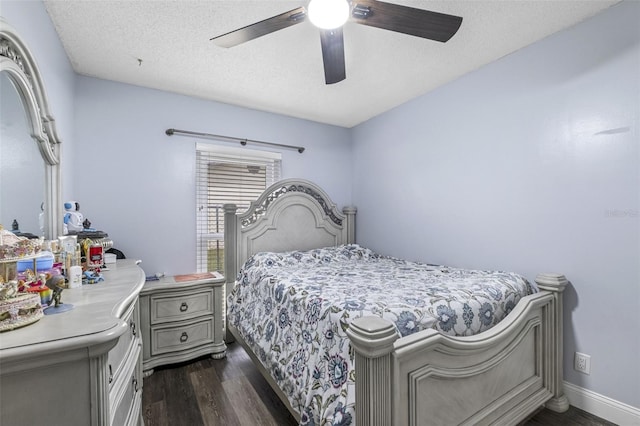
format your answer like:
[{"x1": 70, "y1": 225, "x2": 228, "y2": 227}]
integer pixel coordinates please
[
  {"x1": 150, "y1": 289, "x2": 213, "y2": 324},
  {"x1": 151, "y1": 319, "x2": 213, "y2": 356}
]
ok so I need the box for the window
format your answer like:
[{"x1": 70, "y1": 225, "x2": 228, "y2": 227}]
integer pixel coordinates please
[{"x1": 196, "y1": 144, "x2": 282, "y2": 273}]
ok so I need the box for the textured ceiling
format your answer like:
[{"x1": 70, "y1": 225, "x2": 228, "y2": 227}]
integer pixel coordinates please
[{"x1": 43, "y1": 0, "x2": 619, "y2": 128}]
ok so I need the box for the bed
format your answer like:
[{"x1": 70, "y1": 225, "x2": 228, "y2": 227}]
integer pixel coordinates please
[{"x1": 223, "y1": 178, "x2": 569, "y2": 425}]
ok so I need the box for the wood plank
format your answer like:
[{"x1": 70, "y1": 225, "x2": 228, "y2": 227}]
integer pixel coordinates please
[
  {"x1": 142, "y1": 369, "x2": 165, "y2": 404},
  {"x1": 161, "y1": 362, "x2": 205, "y2": 426},
  {"x1": 211, "y1": 342, "x2": 252, "y2": 382},
  {"x1": 142, "y1": 401, "x2": 169, "y2": 426},
  {"x1": 189, "y1": 361, "x2": 241, "y2": 425},
  {"x1": 519, "y1": 405, "x2": 616, "y2": 426},
  {"x1": 244, "y1": 368, "x2": 298, "y2": 425},
  {"x1": 223, "y1": 375, "x2": 285, "y2": 426}
]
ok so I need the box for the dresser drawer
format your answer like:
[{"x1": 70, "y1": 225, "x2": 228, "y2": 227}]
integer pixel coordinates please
[
  {"x1": 107, "y1": 300, "x2": 140, "y2": 388},
  {"x1": 110, "y1": 343, "x2": 142, "y2": 426},
  {"x1": 150, "y1": 289, "x2": 213, "y2": 325},
  {"x1": 151, "y1": 318, "x2": 213, "y2": 356}
]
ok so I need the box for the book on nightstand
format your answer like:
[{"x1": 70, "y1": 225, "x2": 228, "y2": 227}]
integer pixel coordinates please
[{"x1": 173, "y1": 271, "x2": 223, "y2": 283}]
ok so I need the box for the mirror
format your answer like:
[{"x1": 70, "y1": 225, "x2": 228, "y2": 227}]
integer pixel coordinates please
[
  {"x1": 0, "y1": 19, "x2": 62, "y2": 240},
  {"x1": 1, "y1": 73, "x2": 45, "y2": 236}
]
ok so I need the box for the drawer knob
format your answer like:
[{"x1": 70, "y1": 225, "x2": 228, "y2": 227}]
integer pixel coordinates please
[
  {"x1": 180, "y1": 302, "x2": 189, "y2": 312},
  {"x1": 180, "y1": 332, "x2": 189, "y2": 343},
  {"x1": 132, "y1": 377, "x2": 139, "y2": 393},
  {"x1": 130, "y1": 320, "x2": 137, "y2": 336}
]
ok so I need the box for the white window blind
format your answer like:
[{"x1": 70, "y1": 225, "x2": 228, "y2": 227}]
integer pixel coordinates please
[{"x1": 196, "y1": 144, "x2": 282, "y2": 273}]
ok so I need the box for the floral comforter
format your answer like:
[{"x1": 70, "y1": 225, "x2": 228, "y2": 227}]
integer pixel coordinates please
[{"x1": 227, "y1": 245, "x2": 535, "y2": 426}]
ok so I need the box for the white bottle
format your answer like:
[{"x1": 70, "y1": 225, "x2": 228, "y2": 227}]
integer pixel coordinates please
[{"x1": 69, "y1": 265, "x2": 83, "y2": 288}]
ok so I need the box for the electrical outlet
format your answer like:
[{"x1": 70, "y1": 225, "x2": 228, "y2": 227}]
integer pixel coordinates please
[{"x1": 574, "y1": 352, "x2": 591, "y2": 375}]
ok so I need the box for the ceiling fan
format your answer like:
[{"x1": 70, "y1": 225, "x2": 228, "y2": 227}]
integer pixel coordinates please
[{"x1": 211, "y1": 0, "x2": 463, "y2": 85}]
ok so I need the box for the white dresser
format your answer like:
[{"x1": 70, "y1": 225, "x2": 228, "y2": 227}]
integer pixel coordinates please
[
  {"x1": 140, "y1": 273, "x2": 227, "y2": 376},
  {"x1": 0, "y1": 260, "x2": 145, "y2": 426}
]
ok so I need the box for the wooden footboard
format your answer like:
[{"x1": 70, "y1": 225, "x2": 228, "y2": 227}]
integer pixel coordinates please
[{"x1": 347, "y1": 273, "x2": 569, "y2": 426}]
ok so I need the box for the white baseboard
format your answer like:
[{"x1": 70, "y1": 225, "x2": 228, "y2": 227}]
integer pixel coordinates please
[{"x1": 563, "y1": 381, "x2": 640, "y2": 425}]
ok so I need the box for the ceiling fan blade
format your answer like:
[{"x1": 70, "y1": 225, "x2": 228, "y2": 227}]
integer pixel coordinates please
[
  {"x1": 211, "y1": 7, "x2": 307, "y2": 48},
  {"x1": 319, "y1": 28, "x2": 346, "y2": 85},
  {"x1": 351, "y1": 0, "x2": 462, "y2": 42}
]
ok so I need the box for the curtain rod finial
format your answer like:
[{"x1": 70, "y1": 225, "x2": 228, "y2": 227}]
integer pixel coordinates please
[{"x1": 165, "y1": 128, "x2": 175, "y2": 136}]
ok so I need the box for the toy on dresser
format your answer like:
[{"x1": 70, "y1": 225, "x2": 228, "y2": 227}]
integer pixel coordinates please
[
  {"x1": 63, "y1": 201, "x2": 84, "y2": 234},
  {"x1": 0, "y1": 225, "x2": 45, "y2": 332},
  {"x1": 62, "y1": 201, "x2": 113, "y2": 274},
  {"x1": 63, "y1": 200, "x2": 103, "y2": 237}
]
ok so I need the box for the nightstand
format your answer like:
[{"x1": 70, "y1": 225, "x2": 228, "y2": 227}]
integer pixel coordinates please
[{"x1": 140, "y1": 272, "x2": 226, "y2": 376}]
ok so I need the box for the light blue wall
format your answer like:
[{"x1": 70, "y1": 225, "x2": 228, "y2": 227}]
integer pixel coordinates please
[
  {"x1": 352, "y1": 1, "x2": 639, "y2": 408},
  {"x1": 73, "y1": 76, "x2": 352, "y2": 276}
]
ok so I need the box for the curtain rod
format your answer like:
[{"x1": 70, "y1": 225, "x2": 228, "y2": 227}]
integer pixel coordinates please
[{"x1": 165, "y1": 128, "x2": 305, "y2": 153}]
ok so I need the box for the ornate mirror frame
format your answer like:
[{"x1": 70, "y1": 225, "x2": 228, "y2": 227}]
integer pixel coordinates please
[{"x1": 1, "y1": 18, "x2": 62, "y2": 239}]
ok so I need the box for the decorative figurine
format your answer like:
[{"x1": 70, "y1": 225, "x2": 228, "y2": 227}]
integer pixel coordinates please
[
  {"x1": 0, "y1": 280, "x2": 18, "y2": 300},
  {"x1": 83, "y1": 270, "x2": 104, "y2": 284},
  {"x1": 39, "y1": 202, "x2": 45, "y2": 234},
  {"x1": 47, "y1": 275, "x2": 65, "y2": 307},
  {"x1": 44, "y1": 274, "x2": 67, "y2": 310},
  {"x1": 63, "y1": 201, "x2": 84, "y2": 234}
]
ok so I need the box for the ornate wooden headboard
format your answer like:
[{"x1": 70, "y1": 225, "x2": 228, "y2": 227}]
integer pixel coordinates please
[{"x1": 223, "y1": 178, "x2": 356, "y2": 294}]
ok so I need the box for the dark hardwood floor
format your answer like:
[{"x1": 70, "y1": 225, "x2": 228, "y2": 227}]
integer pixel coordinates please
[{"x1": 142, "y1": 342, "x2": 616, "y2": 426}]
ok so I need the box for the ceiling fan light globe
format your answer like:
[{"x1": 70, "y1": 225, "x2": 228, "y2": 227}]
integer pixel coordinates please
[{"x1": 308, "y1": 0, "x2": 350, "y2": 30}]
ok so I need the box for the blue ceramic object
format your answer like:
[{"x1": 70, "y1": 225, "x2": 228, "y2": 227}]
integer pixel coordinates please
[{"x1": 17, "y1": 251, "x2": 54, "y2": 272}]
